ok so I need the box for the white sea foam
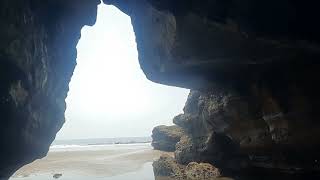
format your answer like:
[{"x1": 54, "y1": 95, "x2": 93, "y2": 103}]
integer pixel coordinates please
[{"x1": 49, "y1": 142, "x2": 152, "y2": 152}]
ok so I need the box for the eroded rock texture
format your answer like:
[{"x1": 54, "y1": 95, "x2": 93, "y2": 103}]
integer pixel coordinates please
[
  {"x1": 153, "y1": 155, "x2": 186, "y2": 180},
  {"x1": 152, "y1": 125, "x2": 185, "y2": 152},
  {"x1": 174, "y1": 89, "x2": 320, "y2": 174},
  {"x1": 105, "y1": 0, "x2": 320, "y2": 88},
  {"x1": 185, "y1": 162, "x2": 221, "y2": 180},
  {"x1": 0, "y1": 0, "x2": 100, "y2": 178},
  {"x1": 104, "y1": 0, "x2": 320, "y2": 178},
  {"x1": 1, "y1": 0, "x2": 320, "y2": 179},
  {"x1": 153, "y1": 155, "x2": 231, "y2": 180}
]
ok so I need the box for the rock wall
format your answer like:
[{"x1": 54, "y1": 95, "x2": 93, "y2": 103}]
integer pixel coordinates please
[
  {"x1": 105, "y1": 0, "x2": 320, "y2": 89},
  {"x1": 0, "y1": 0, "x2": 100, "y2": 178},
  {"x1": 111, "y1": 0, "x2": 320, "y2": 178},
  {"x1": 0, "y1": 0, "x2": 320, "y2": 179},
  {"x1": 173, "y1": 89, "x2": 320, "y2": 176}
]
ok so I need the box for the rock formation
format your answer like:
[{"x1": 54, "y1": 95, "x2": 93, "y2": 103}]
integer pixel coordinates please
[
  {"x1": 53, "y1": 173, "x2": 62, "y2": 179},
  {"x1": 185, "y1": 162, "x2": 221, "y2": 180},
  {"x1": 0, "y1": 0, "x2": 100, "y2": 178},
  {"x1": 153, "y1": 155, "x2": 186, "y2": 180},
  {"x1": 152, "y1": 125, "x2": 185, "y2": 152},
  {"x1": 153, "y1": 155, "x2": 232, "y2": 180},
  {"x1": 1, "y1": 0, "x2": 320, "y2": 179}
]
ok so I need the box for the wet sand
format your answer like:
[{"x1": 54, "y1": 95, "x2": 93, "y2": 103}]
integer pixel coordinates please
[{"x1": 11, "y1": 143, "x2": 171, "y2": 180}]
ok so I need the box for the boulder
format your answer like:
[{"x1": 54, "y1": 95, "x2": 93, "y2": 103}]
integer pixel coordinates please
[
  {"x1": 153, "y1": 155, "x2": 233, "y2": 180},
  {"x1": 53, "y1": 173, "x2": 62, "y2": 179},
  {"x1": 153, "y1": 155, "x2": 186, "y2": 180},
  {"x1": 152, "y1": 125, "x2": 185, "y2": 152},
  {"x1": 185, "y1": 162, "x2": 221, "y2": 180}
]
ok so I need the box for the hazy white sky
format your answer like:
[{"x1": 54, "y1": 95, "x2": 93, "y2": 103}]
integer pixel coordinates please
[{"x1": 56, "y1": 5, "x2": 189, "y2": 140}]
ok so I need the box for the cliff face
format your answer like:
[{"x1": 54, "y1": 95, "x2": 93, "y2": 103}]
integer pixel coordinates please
[
  {"x1": 0, "y1": 0, "x2": 320, "y2": 179},
  {"x1": 0, "y1": 0, "x2": 100, "y2": 177},
  {"x1": 174, "y1": 89, "x2": 320, "y2": 175},
  {"x1": 105, "y1": 0, "x2": 320, "y2": 89},
  {"x1": 106, "y1": 0, "x2": 320, "y2": 176}
]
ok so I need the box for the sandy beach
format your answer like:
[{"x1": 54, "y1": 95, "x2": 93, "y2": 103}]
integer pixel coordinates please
[{"x1": 11, "y1": 143, "x2": 171, "y2": 180}]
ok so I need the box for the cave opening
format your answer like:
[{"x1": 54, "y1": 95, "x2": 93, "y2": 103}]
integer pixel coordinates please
[
  {"x1": 2, "y1": 0, "x2": 320, "y2": 179},
  {"x1": 11, "y1": 4, "x2": 189, "y2": 180},
  {"x1": 55, "y1": 4, "x2": 189, "y2": 141}
]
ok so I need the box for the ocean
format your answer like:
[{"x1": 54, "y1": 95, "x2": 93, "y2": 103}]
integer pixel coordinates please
[
  {"x1": 52, "y1": 136, "x2": 152, "y2": 147},
  {"x1": 11, "y1": 137, "x2": 167, "y2": 180}
]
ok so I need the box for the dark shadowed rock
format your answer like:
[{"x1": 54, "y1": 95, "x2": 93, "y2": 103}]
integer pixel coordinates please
[
  {"x1": 173, "y1": 88, "x2": 320, "y2": 174},
  {"x1": 1, "y1": 0, "x2": 320, "y2": 179},
  {"x1": 53, "y1": 173, "x2": 62, "y2": 179},
  {"x1": 152, "y1": 125, "x2": 185, "y2": 152},
  {"x1": 0, "y1": 0, "x2": 101, "y2": 178}
]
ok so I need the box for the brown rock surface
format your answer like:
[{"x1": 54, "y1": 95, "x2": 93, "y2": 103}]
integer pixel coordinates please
[
  {"x1": 185, "y1": 162, "x2": 221, "y2": 180},
  {"x1": 152, "y1": 125, "x2": 185, "y2": 152},
  {"x1": 153, "y1": 155, "x2": 233, "y2": 180},
  {"x1": 1, "y1": 0, "x2": 320, "y2": 179},
  {"x1": 153, "y1": 155, "x2": 186, "y2": 180}
]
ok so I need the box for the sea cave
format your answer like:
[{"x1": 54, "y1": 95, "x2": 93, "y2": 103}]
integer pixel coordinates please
[{"x1": 1, "y1": 0, "x2": 320, "y2": 179}]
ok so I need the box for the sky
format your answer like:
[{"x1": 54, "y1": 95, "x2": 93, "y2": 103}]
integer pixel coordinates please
[{"x1": 55, "y1": 4, "x2": 189, "y2": 140}]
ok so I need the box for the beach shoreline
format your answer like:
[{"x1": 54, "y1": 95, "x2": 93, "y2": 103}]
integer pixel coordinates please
[{"x1": 11, "y1": 143, "x2": 171, "y2": 180}]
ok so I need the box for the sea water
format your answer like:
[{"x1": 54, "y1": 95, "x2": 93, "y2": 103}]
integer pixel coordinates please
[
  {"x1": 11, "y1": 162, "x2": 155, "y2": 180},
  {"x1": 11, "y1": 137, "x2": 157, "y2": 180},
  {"x1": 51, "y1": 137, "x2": 152, "y2": 148}
]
